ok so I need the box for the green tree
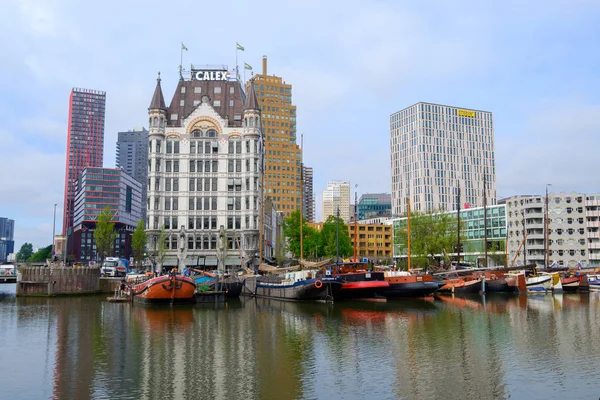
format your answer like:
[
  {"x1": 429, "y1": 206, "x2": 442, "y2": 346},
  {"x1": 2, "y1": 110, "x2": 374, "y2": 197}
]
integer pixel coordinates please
[
  {"x1": 156, "y1": 225, "x2": 167, "y2": 271},
  {"x1": 16, "y1": 243, "x2": 33, "y2": 261},
  {"x1": 28, "y1": 245, "x2": 52, "y2": 262},
  {"x1": 394, "y1": 210, "x2": 463, "y2": 269},
  {"x1": 319, "y1": 215, "x2": 353, "y2": 260},
  {"x1": 94, "y1": 206, "x2": 116, "y2": 261},
  {"x1": 131, "y1": 219, "x2": 147, "y2": 269},
  {"x1": 283, "y1": 210, "x2": 320, "y2": 259}
]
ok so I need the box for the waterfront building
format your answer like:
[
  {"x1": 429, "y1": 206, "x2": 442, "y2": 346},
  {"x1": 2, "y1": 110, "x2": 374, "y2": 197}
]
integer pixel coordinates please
[
  {"x1": 390, "y1": 102, "x2": 496, "y2": 216},
  {"x1": 0, "y1": 217, "x2": 15, "y2": 263},
  {"x1": 303, "y1": 165, "x2": 315, "y2": 223},
  {"x1": 358, "y1": 193, "x2": 391, "y2": 221},
  {"x1": 116, "y1": 127, "x2": 149, "y2": 220},
  {"x1": 322, "y1": 181, "x2": 351, "y2": 222},
  {"x1": 67, "y1": 167, "x2": 142, "y2": 263},
  {"x1": 501, "y1": 192, "x2": 600, "y2": 268},
  {"x1": 251, "y1": 56, "x2": 301, "y2": 217},
  {"x1": 308, "y1": 222, "x2": 393, "y2": 261},
  {"x1": 388, "y1": 204, "x2": 507, "y2": 267},
  {"x1": 146, "y1": 67, "x2": 262, "y2": 271},
  {"x1": 62, "y1": 88, "x2": 106, "y2": 235}
]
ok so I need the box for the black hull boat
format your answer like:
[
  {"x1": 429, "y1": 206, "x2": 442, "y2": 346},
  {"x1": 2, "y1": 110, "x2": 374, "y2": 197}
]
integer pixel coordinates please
[
  {"x1": 384, "y1": 281, "x2": 439, "y2": 298},
  {"x1": 485, "y1": 278, "x2": 519, "y2": 293},
  {"x1": 243, "y1": 270, "x2": 342, "y2": 302}
]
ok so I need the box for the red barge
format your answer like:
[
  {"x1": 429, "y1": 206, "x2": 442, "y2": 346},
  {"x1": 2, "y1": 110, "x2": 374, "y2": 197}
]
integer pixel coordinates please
[{"x1": 131, "y1": 272, "x2": 196, "y2": 304}]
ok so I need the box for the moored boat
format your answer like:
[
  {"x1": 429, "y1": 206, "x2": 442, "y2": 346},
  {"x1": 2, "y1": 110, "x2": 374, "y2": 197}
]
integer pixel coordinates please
[
  {"x1": 244, "y1": 269, "x2": 342, "y2": 302},
  {"x1": 131, "y1": 272, "x2": 197, "y2": 304},
  {"x1": 588, "y1": 275, "x2": 600, "y2": 291},
  {"x1": 438, "y1": 278, "x2": 483, "y2": 295},
  {"x1": 383, "y1": 271, "x2": 439, "y2": 298},
  {"x1": 328, "y1": 262, "x2": 389, "y2": 301},
  {"x1": 561, "y1": 276, "x2": 580, "y2": 292},
  {"x1": 525, "y1": 275, "x2": 553, "y2": 292}
]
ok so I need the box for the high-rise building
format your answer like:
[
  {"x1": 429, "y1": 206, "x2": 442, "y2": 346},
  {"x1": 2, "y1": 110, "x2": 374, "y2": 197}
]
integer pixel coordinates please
[
  {"x1": 146, "y1": 67, "x2": 263, "y2": 271},
  {"x1": 116, "y1": 127, "x2": 149, "y2": 220},
  {"x1": 62, "y1": 88, "x2": 106, "y2": 235},
  {"x1": 390, "y1": 102, "x2": 496, "y2": 216},
  {"x1": 322, "y1": 181, "x2": 351, "y2": 222},
  {"x1": 68, "y1": 167, "x2": 142, "y2": 262},
  {"x1": 250, "y1": 56, "x2": 301, "y2": 218},
  {"x1": 0, "y1": 217, "x2": 15, "y2": 263},
  {"x1": 358, "y1": 193, "x2": 392, "y2": 221},
  {"x1": 302, "y1": 165, "x2": 314, "y2": 222}
]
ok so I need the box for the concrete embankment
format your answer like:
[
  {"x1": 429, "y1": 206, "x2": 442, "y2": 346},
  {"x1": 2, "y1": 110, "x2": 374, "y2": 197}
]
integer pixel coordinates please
[{"x1": 17, "y1": 266, "x2": 101, "y2": 297}]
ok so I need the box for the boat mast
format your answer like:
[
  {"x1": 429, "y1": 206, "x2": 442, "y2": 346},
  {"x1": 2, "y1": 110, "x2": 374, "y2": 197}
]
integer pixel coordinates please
[
  {"x1": 457, "y1": 183, "x2": 461, "y2": 264},
  {"x1": 336, "y1": 206, "x2": 340, "y2": 267},
  {"x1": 483, "y1": 174, "x2": 487, "y2": 267},
  {"x1": 300, "y1": 134, "x2": 304, "y2": 262},
  {"x1": 544, "y1": 184, "x2": 550, "y2": 268},
  {"x1": 353, "y1": 186, "x2": 357, "y2": 262},
  {"x1": 407, "y1": 196, "x2": 411, "y2": 271}
]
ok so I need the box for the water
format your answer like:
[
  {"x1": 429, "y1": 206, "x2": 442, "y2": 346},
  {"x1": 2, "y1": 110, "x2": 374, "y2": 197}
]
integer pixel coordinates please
[{"x1": 1, "y1": 284, "x2": 600, "y2": 400}]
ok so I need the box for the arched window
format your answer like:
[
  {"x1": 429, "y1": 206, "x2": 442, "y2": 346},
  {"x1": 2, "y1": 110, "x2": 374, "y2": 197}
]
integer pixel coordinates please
[
  {"x1": 153, "y1": 117, "x2": 158, "y2": 127},
  {"x1": 207, "y1": 129, "x2": 217, "y2": 138},
  {"x1": 191, "y1": 129, "x2": 202, "y2": 138}
]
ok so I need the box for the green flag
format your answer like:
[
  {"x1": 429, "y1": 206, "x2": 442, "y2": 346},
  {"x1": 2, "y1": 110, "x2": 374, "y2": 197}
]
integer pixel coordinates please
[
  {"x1": 181, "y1": 42, "x2": 188, "y2": 51},
  {"x1": 244, "y1": 63, "x2": 252, "y2": 70},
  {"x1": 236, "y1": 43, "x2": 245, "y2": 51}
]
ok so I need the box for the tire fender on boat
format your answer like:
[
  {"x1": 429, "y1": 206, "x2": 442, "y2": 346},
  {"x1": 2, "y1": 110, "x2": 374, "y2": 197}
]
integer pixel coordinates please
[{"x1": 314, "y1": 280, "x2": 323, "y2": 289}]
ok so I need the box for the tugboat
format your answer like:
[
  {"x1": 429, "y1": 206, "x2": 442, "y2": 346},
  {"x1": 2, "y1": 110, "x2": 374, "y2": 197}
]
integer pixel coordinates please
[{"x1": 131, "y1": 269, "x2": 196, "y2": 304}]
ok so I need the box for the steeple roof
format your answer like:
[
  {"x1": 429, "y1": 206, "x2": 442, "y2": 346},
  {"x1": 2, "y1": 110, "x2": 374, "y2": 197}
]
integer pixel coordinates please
[
  {"x1": 149, "y1": 72, "x2": 167, "y2": 110},
  {"x1": 244, "y1": 80, "x2": 259, "y2": 111}
]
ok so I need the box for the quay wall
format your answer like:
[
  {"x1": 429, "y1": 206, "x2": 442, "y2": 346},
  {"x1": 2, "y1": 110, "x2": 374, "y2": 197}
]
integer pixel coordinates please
[
  {"x1": 99, "y1": 277, "x2": 122, "y2": 294},
  {"x1": 17, "y1": 267, "x2": 100, "y2": 297}
]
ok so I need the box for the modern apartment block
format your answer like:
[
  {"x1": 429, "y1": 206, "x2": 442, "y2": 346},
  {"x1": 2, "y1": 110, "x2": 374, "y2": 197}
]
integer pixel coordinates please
[
  {"x1": 0, "y1": 217, "x2": 15, "y2": 262},
  {"x1": 116, "y1": 127, "x2": 149, "y2": 220},
  {"x1": 62, "y1": 88, "x2": 106, "y2": 235},
  {"x1": 303, "y1": 165, "x2": 315, "y2": 222},
  {"x1": 358, "y1": 193, "x2": 392, "y2": 221},
  {"x1": 146, "y1": 67, "x2": 263, "y2": 271},
  {"x1": 322, "y1": 181, "x2": 351, "y2": 222},
  {"x1": 502, "y1": 192, "x2": 600, "y2": 268},
  {"x1": 251, "y1": 56, "x2": 301, "y2": 217},
  {"x1": 68, "y1": 167, "x2": 142, "y2": 262},
  {"x1": 390, "y1": 102, "x2": 496, "y2": 216}
]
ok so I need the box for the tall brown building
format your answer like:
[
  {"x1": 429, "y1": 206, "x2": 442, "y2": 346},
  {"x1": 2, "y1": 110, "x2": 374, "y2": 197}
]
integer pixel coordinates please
[{"x1": 249, "y1": 57, "x2": 301, "y2": 218}]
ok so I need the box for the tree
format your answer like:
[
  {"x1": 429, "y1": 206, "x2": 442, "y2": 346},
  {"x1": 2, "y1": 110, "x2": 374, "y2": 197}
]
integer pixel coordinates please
[
  {"x1": 28, "y1": 245, "x2": 52, "y2": 262},
  {"x1": 94, "y1": 206, "x2": 116, "y2": 261},
  {"x1": 283, "y1": 210, "x2": 320, "y2": 259},
  {"x1": 319, "y1": 215, "x2": 353, "y2": 260},
  {"x1": 394, "y1": 210, "x2": 463, "y2": 269},
  {"x1": 16, "y1": 243, "x2": 33, "y2": 261},
  {"x1": 131, "y1": 219, "x2": 147, "y2": 269},
  {"x1": 156, "y1": 225, "x2": 167, "y2": 272}
]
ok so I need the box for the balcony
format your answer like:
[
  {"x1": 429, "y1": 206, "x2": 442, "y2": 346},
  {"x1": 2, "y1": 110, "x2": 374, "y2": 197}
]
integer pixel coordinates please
[
  {"x1": 588, "y1": 242, "x2": 600, "y2": 249},
  {"x1": 587, "y1": 232, "x2": 600, "y2": 239}
]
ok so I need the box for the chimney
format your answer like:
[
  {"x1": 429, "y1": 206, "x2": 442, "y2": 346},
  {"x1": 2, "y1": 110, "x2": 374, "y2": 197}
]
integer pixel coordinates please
[{"x1": 262, "y1": 55, "x2": 267, "y2": 76}]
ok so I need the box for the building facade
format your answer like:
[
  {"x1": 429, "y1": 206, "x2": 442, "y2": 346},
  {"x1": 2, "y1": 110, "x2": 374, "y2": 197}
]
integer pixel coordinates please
[
  {"x1": 502, "y1": 192, "x2": 600, "y2": 268},
  {"x1": 390, "y1": 102, "x2": 496, "y2": 216},
  {"x1": 308, "y1": 222, "x2": 393, "y2": 261},
  {"x1": 116, "y1": 127, "x2": 149, "y2": 220},
  {"x1": 146, "y1": 67, "x2": 263, "y2": 271},
  {"x1": 358, "y1": 193, "x2": 391, "y2": 221},
  {"x1": 251, "y1": 56, "x2": 301, "y2": 217},
  {"x1": 68, "y1": 167, "x2": 143, "y2": 263},
  {"x1": 62, "y1": 88, "x2": 106, "y2": 235},
  {"x1": 303, "y1": 165, "x2": 315, "y2": 222},
  {"x1": 389, "y1": 204, "x2": 507, "y2": 267},
  {"x1": 0, "y1": 217, "x2": 15, "y2": 263},
  {"x1": 322, "y1": 181, "x2": 351, "y2": 222}
]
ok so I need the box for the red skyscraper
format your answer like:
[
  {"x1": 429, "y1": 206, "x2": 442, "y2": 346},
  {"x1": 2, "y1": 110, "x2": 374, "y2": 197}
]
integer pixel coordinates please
[{"x1": 62, "y1": 88, "x2": 106, "y2": 235}]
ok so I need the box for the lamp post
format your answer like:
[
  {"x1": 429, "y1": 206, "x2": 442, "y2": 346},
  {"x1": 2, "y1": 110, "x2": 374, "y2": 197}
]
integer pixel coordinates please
[{"x1": 52, "y1": 204, "x2": 57, "y2": 260}]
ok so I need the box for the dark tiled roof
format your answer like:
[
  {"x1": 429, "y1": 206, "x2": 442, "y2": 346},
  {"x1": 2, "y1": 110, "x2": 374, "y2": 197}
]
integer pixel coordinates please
[
  {"x1": 149, "y1": 75, "x2": 167, "y2": 110},
  {"x1": 166, "y1": 78, "x2": 246, "y2": 128},
  {"x1": 244, "y1": 79, "x2": 259, "y2": 111}
]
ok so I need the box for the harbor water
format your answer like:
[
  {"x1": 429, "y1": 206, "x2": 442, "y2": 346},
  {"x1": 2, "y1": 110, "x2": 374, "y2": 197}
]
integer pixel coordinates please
[{"x1": 1, "y1": 284, "x2": 599, "y2": 400}]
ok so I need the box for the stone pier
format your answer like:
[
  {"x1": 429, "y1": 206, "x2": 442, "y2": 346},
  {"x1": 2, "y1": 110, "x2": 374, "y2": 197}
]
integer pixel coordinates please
[{"x1": 17, "y1": 266, "x2": 101, "y2": 297}]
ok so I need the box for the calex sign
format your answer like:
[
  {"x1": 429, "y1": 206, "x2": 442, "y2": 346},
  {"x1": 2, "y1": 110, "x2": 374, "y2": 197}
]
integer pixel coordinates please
[{"x1": 192, "y1": 70, "x2": 231, "y2": 81}]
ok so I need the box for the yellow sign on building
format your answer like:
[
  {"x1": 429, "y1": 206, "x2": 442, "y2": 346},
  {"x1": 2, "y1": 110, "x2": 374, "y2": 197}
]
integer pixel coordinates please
[{"x1": 457, "y1": 109, "x2": 475, "y2": 117}]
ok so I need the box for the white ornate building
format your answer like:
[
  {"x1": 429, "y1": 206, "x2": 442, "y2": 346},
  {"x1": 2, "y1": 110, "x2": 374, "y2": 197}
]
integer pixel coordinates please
[{"x1": 146, "y1": 68, "x2": 263, "y2": 271}]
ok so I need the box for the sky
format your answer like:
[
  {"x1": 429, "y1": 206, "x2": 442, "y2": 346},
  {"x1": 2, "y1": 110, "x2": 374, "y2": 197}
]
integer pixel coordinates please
[{"x1": 1, "y1": 0, "x2": 600, "y2": 250}]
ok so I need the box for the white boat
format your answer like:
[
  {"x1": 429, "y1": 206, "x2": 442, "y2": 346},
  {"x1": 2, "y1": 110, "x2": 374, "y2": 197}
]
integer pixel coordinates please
[
  {"x1": 587, "y1": 274, "x2": 600, "y2": 291},
  {"x1": 525, "y1": 275, "x2": 553, "y2": 292},
  {"x1": 540, "y1": 272, "x2": 562, "y2": 292}
]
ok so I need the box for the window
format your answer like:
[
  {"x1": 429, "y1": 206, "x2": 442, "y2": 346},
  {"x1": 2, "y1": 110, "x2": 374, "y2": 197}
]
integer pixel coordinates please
[
  {"x1": 197, "y1": 198, "x2": 202, "y2": 210},
  {"x1": 228, "y1": 159, "x2": 234, "y2": 172},
  {"x1": 180, "y1": 100, "x2": 184, "y2": 106},
  {"x1": 125, "y1": 187, "x2": 132, "y2": 212},
  {"x1": 228, "y1": 141, "x2": 234, "y2": 154},
  {"x1": 214, "y1": 87, "x2": 221, "y2": 94},
  {"x1": 189, "y1": 179, "x2": 195, "y2": 191},
  {"x1": 211, "y1": 196, "x2": 217, "y2": 210},
  {"x1": 165, "y1": 197, "x2": 171, "y2": 210},
  {"x1": 190, "y1": 142, "x2": 196, "y2": 154},
  {"x1": 166, "y1": 141, "x2": 172, "y2": 153},
  {"x1": 227, "y1": 198, "x2": 234, "y2": 210},
  {"x1": 212, "y1": 178, "x2": 217, "y2": 191},
  {"x1": 205, "y1": 160, "x2": 210, "y2": 172},
  {"x1": 214, "y1": 100, "x2": 221, "y2": 107},
  {"x1": 227, "y1": 216, "x2": 233, "y2": 229},
  {"x1": 197, "y1": 160, "x2": 203, "y2": 173},
  {"x1": 207, "y1": 129, "x2": 217, "y2": 138},
  {"x1": 173, "y1": 197, "x2": 178, "y2": 210},
  {"x1": 171, "y1": 114, "x2": 178, "y2": 121},
  {"x1": 229, "y1": 87, "x2": 234, "y2": 94},
  {"x1": 236, "y1": 141, "x2": 241, "y2": 154},
  {"x1": 181, "y1": 87, "x2": 186, "y2": 93},
  {"x1": 193, "y1": 100, "x2": 200, "y2": 106},
  {"x1": 173, "y1": 178, "x2": 179, "y2": 191},
  {"x1": 194, "y1": 87, "x2": 201, "y2": 93},
  {"x1": 172, "y1": 217, "x2": 178, "y2": 230},
  {"x1": 189, "y1": 198, "x2": 195, "y2": 210},
  {"x1": 190, "y1": 160, "x2": 195, "y2": 173},
  {"x1": 166, "y1": 160, "x2": 172, "y2": 172},
  {"x1": 166, "y1": 179, "x2": 171, "y2": 191},
  {"x1": 212, "y1": 160, "x2": 218, "y2": 172},
  {"x1": 236, "y1": 159, "x2": 241, "y2": 172},
  {"x1": 211, "y1": 217, "x2": 217, "y2": 229},
  {"x1": 156, "y1": 140, "x2": 161, "y2": 152},
  {"x1": 174, "y1": 141, "x2": 180, "y2": 153},
  {"x1": 229, "y1": 100, "x2": 234, "y2": 107}
]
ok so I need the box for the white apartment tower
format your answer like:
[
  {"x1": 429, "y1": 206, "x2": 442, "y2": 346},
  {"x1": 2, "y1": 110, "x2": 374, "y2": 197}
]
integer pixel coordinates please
[
  {"x1": 322, "y1": 181, "x2": 351, "y2": 222},
  {"x1": 146, "y1": 68, "x2": 263, "y2": 272},
  {"x1": 390, "y1": 102, "x2": 496, "y2": 216}
]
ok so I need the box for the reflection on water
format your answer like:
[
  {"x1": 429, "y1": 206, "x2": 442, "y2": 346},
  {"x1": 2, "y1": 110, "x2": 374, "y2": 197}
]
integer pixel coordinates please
[{"x1": 1, "y1": 283, "x2": 600, "y2": 400}]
